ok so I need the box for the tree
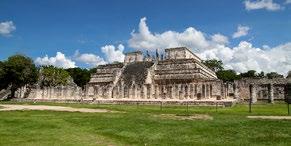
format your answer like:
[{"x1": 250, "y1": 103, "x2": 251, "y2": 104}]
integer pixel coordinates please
[
  {"x1": 3, "y1": 55, "x2": 38, "y2": 98},
  {"x1": 65, "y1": 67, "x2": 91, "y2": 88},
  {"x1": 0, "y1": 61, "x2": 6, "y2": 90},
  {"x1": 240, "y1": 70, "x2": 257, "y2": 78},
  {"x1": 266, "y1": 72, "x2": 284, "y2": 79},
  {"x1": 257, "y1": 71, "x2": 265, "y2": 78},
  {"x1": 216, "y1": 70, "x2": 241, "y2": 82},
  {"x1": 202, "y1": 59, "x2": 224, "y2": 72},
  {"x1": 39, "y1": 66, "x2": 70, "y2": 87},
  {"x1": 287, "y1": 71, "x2": 291, "y2": 78}
]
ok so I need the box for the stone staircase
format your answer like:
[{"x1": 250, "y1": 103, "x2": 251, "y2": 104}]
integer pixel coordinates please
[{"x1": 112, "y1": 65, "x2": 126, "y2": 86}]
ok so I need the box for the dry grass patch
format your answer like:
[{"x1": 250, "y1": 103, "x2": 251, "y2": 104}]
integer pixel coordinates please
[
  {"x1": 0, "y1": 104, "x2": 117, "y2": 113},
  {"x1": 154, "y1": 113, "x2": 213, "y2": 120},
  {"x1": 247, "y1": 116, "x2": 291, "y2": 120}
]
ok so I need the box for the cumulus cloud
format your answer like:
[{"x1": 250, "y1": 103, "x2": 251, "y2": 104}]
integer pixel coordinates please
[
  {"x1": 285, "y1": 0, "x2": 291, "y2": 4},
  {"x1": 128, "y1": 17, "x2": 291, "y2": 75},
  {"x1": 101, "y1": 44, "x2": 125, "y2": 63},
  {"x1": 35, "y1": 52, "x2": 76, "y2": 69},
  {"x1": 74, "y1": 50, "x2": 106, "y2": 67},
  {"x1": 0, "y1": 21, "x2": 16, "y2": 36},
  {"x1": 211, "y1": 34, "x2": 229, "y2": 45},
  {"x1": 244, "y1": 0, "x2": 282, "y2": 11},
  {"x1": 199, "y1": 41, "x2": 291, "y2": 75},
  {"x1": 232, "y1": 25, "x2": 250, "y2": 38},
  {"x1": 128, "y1": 17, "x2": 209, "y2": 52}
]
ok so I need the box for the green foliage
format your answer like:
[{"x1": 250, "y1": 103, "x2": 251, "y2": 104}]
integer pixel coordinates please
[
  {"x1": 240, "y1": 70, "x2": 257, "y2": 78},
  {"x1": 266, "y1": 72, "x2": 284, "y2": 79},
  {"x1": 202, "y1": 59, "x2": 224, "y2": 72},
  {"x1": 1, "y1": 55, "x2": 38, "y2": 98},
  {"x1": 216, "y1": 69, "x2": 241, "y2": 82},
  {"x1": 0, "y1": 102, "x2": 291, "y2": 145},
  {"x1": 39, "y1": 66, "x2": 70, "y2": 87},
  {"x1": 287, "y1": 71, "x2": 291, "y2": 78},
  {"x1": 257, "y1": 71, "x2": 265, "y2": 78},
  {"x1": 66, "y1": 67, "x2": 92, "y2": 88},
  {"x1": 0, "y1": 61, "x2": 6, "y2": 89}
]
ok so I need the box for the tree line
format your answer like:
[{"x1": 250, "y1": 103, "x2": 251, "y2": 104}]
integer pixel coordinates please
[
  {"x1": 0, "y1": 54, "x2": 96, "y2": 99},
  {"x1": 202, "y1": 59, "x2": 291, "y2": 82}
]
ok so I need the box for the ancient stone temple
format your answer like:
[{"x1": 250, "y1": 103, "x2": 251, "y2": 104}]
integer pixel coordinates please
[
  {"x1": 13, "y1": 47, "x2": 290, "y2": 105},
  {"x1": 86, "y1": 47, "x2": 226, "y2": 101}
]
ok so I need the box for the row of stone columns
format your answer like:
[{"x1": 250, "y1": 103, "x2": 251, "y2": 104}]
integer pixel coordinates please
[
  {"x1": 249, "y1": 83, "x2": 274, "y2": 103},
  {"x1": 91, "y1": 83, "x2": 213, "y2": 100}
]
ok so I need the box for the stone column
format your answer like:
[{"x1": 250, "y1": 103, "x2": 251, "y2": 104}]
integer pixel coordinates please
[
  {"x1": 149, "y1": 84, "x2": 154, "y2": 99},
  {"x1": 171, "y1": 85, "x2": 175, "y2": 99},
  {"x1": 205, "y1": 84, "x2": 209, "y2": 98},
  {"x1": 210, "y1": 84, "x2": 213, "y2": 98},
  {"x1": 120, "y1": 83, "x2": 124, "y2": 99},
  {"x1": 250, "y1": 84, "x2": 257, "y2": 103},
  {"x1": 142, "y1": 85, "x2": 147, "y2": 99},
  {"x1": 186, "y1": 84, "x2": 190, "y2": 99},
  {"x1": 202, "y1": 84, "x2": 206, "y2": 99},
  {"x1": 155, "y1": 85, "x2": 159, "y2": 99},
  {"x1": 177, "y1": 84, "x2": 182, "y2": 100},
  {"x1": 36, "y1": 86, "x2": 42, "y2": 99},
  {"x1": 233, "y1": 83, "x2": 239, "y2": 100},
  {"x1": 190, "y1": 84, "x2": 194, "y2": 99},
  {"x1": 268, "y1": 83, "x2": 274, "y2": 103},
  {"x1": 194, "y1": 84, "x2": 198, "y2": 99},
  {"x1": 129, "y1": 86, "x2": 133, "y2": 99}
]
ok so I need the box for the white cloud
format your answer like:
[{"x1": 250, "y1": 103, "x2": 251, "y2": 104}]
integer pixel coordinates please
[
  {"x1": 211, "y1": 34, "x2": 229, "y2": 45},
  {"x1": 128, "y1": 17, "x2": 209, "y2": 52},
  {"x1": 0, "y1": 21, "x2": 16, "y2": 36},
  {"x1": 128, "y1": 17, "x2": 291, "y2": 75},
  {"x1": 244, "y1": 0, "x2": 282, "y2": 11},
  {"x1": 199, "y1": 41, "x2": 291, "y2": 75},
  {"x1": 232, "y1": 25, "x2": 250, "y2": 38},
  {"x1": 101, "y1": 44, "x2": 125, "y2": 63},
  {"x1": 285, "y1": 0, "x2": 291, "y2": 4},
  {"x1": 74, "y1": 50, "x2": 106, "y2": 67},
  {"x1": 35, "y1": 52, "x2": 76, "y2": 69}
]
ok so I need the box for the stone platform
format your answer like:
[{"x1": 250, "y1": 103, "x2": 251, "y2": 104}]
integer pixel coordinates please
[{"x1": 12, "y1": 98, "x2": 237, "y2": 107}]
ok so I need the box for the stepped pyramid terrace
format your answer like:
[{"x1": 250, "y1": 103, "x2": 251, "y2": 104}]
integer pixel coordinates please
[{"x1": 86, "y1": 47, "x2": 232, "y2": 103}]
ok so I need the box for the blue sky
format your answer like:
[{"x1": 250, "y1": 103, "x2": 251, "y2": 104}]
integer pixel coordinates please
[{"x1": 0, "y1": 0, "x2": 291, "y2": 74}]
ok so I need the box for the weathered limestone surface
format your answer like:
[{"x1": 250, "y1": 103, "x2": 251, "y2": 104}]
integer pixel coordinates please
[
  {"x1": 234, "y1": 78, "x2": 289, "y2": 103},
  {"x1": 85, "y1": 47, "x2": 226, "y2": 101}
]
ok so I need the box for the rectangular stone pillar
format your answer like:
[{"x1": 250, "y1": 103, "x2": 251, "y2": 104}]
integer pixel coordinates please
[
  {"x1": 120, "y1": 83, "x2": 124, "y2": 99},
  {"x1": 142, "y1": 85, "x2": 147, "y2": 99},
  {"x1": 250, "y1": 84, "x2": 257, "y2": 103},
  {"x1": 177, "y1": 84, "x2": 181, "y2": 100},
  {"x1": 202, "y1": 84, "x2": 206, "y2": 99},
  {"x1": 190, "y1": 84, "x2": 194, "y2": 99},
  {"x1": 186, "y1": 84, "x2": 190, "y2": 99},
  {"x1": 268, "y1": 84, "x2": 274, "y2": 103},
  {"x1": 206, "y1": 84, "x2": 210, "y2": 98},
  {"x1": 171, "y1": 85, "x2": 175, "y2": 99},
  {"x1": 155, "y1": 85, "x2": 159, "y2": 99}
]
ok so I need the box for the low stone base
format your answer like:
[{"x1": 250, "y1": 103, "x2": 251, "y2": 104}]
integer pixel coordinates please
[{"x1": 12, "y1": 98, "x2": 237, "y2": 107}]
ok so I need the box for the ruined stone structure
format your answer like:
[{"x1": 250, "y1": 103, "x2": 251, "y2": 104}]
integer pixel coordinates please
[
  {"x1": 86, "y1": 47, "x2": 227, "y2": 101},
  {"x1": 234, "y1": 78, "x2": 290, "y2": 103},
  {"x1": 13, "y1": 47, "x2": 291, "y2": 105}
]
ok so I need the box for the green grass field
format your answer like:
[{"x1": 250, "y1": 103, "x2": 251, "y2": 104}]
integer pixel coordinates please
[{"x1": 0, "y1": 101, "x2": 291, "y2": 146}]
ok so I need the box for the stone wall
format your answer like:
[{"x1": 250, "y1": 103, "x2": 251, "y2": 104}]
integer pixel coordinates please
[
  {"x1": 16, "y1": 85, "x2": 83, "y2": 100},
  {"x1": 235, "y1": 78, "x2": 290, "y2": 103}
]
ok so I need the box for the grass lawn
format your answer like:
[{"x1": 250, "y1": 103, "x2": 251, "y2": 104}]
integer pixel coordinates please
[{"x1": 0, "y1": 101, "x2": 291, "y2": 146}]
